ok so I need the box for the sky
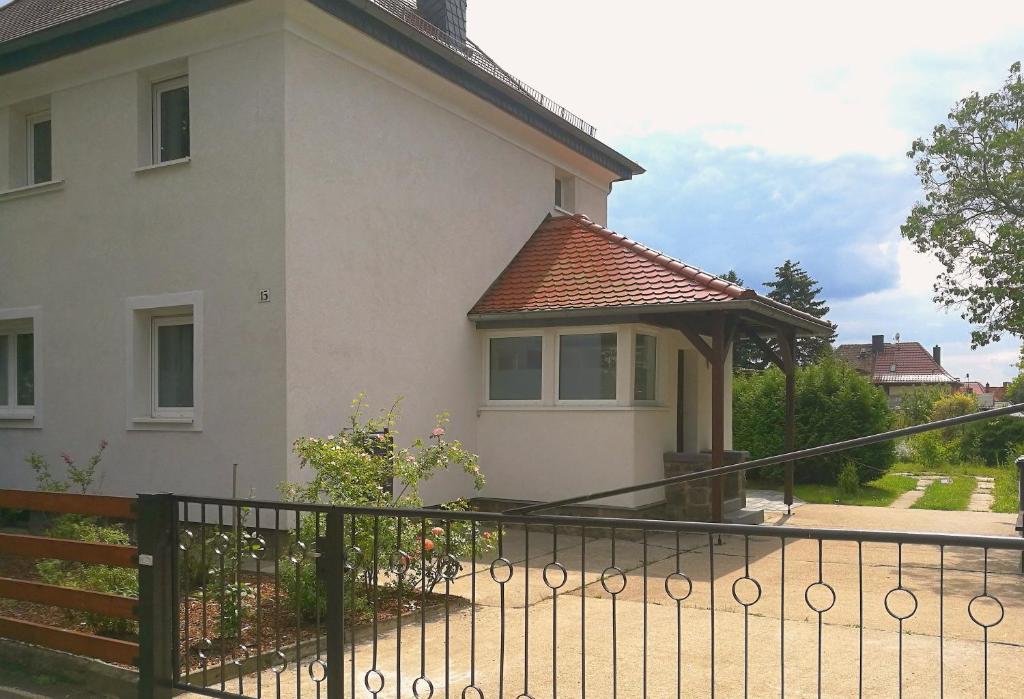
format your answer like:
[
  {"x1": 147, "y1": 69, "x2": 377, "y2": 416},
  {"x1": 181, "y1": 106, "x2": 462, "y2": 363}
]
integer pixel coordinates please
[{"x1": 470, "y1": 0, "x2": 1024, "y2": 384}]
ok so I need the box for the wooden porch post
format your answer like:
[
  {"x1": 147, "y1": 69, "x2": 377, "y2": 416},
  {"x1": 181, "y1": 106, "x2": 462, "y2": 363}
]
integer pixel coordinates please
[
  {"x1": 711, "y1": 315, "x2": 726, "y2": 523},
  {"x1": 779, "y1": 330, "x2": 797, "y2": 511}
]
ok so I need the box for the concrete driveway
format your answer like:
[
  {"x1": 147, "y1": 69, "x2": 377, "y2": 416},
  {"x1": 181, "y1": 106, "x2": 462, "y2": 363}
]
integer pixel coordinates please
[{"x1": 184, "y1": 505, "x2": 1023, "y2": 698}]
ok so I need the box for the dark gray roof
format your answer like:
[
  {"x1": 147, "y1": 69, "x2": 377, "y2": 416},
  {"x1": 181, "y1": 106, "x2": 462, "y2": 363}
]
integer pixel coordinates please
[{"x1": 0, "y1": 0, "x2": 133, "y2": 43}]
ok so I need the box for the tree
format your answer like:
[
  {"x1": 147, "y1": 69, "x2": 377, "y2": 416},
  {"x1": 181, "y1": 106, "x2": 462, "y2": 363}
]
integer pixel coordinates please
[
  {"x1": 733, "y1": 359, "x2": 894, "y2": 485},
  {"x1": 902, "y1": 62, "x2": 1024, "y2": 348},
  {"x1": 720, "y1": 270, "x2": 762, "y2": 371},
  {"x1": 763, "y1": 260, "x2": 837, "y2": 364}
]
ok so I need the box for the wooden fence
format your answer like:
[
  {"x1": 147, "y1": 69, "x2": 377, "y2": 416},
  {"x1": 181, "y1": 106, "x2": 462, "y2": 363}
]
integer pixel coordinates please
[{"x1": 0, "y1": 489, "x2": 139, "y2": 665}]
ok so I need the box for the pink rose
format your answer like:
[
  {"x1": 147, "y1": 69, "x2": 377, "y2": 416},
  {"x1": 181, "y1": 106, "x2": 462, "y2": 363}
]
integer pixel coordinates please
[
  {"x1": 60, "y1": 452, "x2": 73, "y2": 466},
  {"x1": 431, "y1": 427, "x2": 446, "y2": 438}
]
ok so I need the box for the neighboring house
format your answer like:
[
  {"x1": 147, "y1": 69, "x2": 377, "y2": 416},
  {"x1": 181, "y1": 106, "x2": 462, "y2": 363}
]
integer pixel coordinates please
[
  {"x1": 0, "y1": 0, "x2": 829, "y2": 513},
  {"x1": 835, "y1": 335, "x2": 958, "y2": 407},
  {"x1": 958, "y1": 380, "x2": 1012, "y2": 409}
]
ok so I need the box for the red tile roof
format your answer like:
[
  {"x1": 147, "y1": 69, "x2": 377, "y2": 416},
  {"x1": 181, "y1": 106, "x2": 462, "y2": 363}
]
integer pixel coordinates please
[
  {"x1": 470, "y1": 214, "x2": 753, "y2": 315},
  {"x1": 834, "y1": 342, "x2": 957, "y2": 385}
]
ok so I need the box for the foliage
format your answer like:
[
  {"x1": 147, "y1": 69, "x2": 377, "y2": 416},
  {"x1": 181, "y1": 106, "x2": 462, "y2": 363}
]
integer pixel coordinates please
[
  {"x1": 26, "y1": 440, "x2": 108, "y2": 494},
  {"x1": 836, "y1": 462, "x2": 860, "y2": 495},
  {"x1": 911, "y1": 476, "x2": 976, "y2": 511},
  {"x1": 901, "y1": 62, "x2": 1024, "y2": 348},
  {"x1": 960, "y1": 416, "x2": 1024, "y2": 465},
  {"x1": 762, "y1": 260, "x2": 837, "y2": 365},
  {"x1": 930, "y1": 392, "x2": 978, "y2": 421},
  {"x1": 1004, "y1": 372, "x2": 1024, "y2": 405},
  {"x1": 21, "y1": 440, "x2": 137, "y2": 637},
  {"x1": 895, "y1": 385, "x2": 948, "y2": 427},
  {"x1": 733, "y1": 359, "x2": 894, "y2": 484},
  {"x1": 278, "y1": 396, "x2": 494, "y2": 621},
  {"x1": 907, "y1": 430, "x2": 957, "y2": 469},
  {"x1": 992, "y1": 449, "x2": 1021, "y2": 513}
]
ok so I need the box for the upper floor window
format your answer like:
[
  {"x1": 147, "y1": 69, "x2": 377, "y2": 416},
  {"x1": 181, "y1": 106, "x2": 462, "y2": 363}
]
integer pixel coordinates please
[
  {"x1": 554, "y1": 174, "x2": 575, "y2": 212},
  {"x1": 489, "y1": 336, "x2": 542, "y2": 400},
  {"x1": 153, "y1": 76, "x2": 189, "y2": 163},
  {"x1": 559, "y1": 332, "x2": 616, "y2": 400},
  {"x1": 0, "y1": 318, "x2": 34, "y2": 417},
  {"x1": 26, "y1": 112, "x2": 52, "y2": 184}
]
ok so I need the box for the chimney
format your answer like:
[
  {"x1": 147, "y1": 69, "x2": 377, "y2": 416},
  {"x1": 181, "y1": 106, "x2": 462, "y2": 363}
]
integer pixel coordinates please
[
  {"x1": 872, "y1": 334, "x2": 884, "y2": 354},
  {"x1": 418, "y1": 0, "x2": 468, "y2": 44},
  {"x1": 932, "y1": 345, "x2": 941, "y2": 367}
]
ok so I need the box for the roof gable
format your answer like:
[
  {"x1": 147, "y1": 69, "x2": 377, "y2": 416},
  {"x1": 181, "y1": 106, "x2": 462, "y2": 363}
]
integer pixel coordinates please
[{"x1": 470, "y1": 214, "x2": 751, "y2": 316}]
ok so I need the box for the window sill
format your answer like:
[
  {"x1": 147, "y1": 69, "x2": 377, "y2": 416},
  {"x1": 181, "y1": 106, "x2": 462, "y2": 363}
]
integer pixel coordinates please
[
  {"x1": 0, "y1": 409, "x2": 40, "y2": 428},
  {"x1": 134, "y1": 157, "x2": 190, "y2": 175},
  {"x1": 552, "y1": 205, "x2": 574, "y2": 216},
  {"x1": 128, "y1": 415, "x2": 200, "y2": 432},
  {"x1": 0, "y1": 179, "x2": 65, "y2": 202}
]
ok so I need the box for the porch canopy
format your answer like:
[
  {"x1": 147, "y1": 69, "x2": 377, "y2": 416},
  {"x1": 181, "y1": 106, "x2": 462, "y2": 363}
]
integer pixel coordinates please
[{"x1": 468, "y1": 214, "x2": 834, "y2": 520}]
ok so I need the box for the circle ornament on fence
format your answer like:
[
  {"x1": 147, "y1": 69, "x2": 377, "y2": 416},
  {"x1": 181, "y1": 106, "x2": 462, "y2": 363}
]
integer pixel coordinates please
[
  {"x1": 196, "y1": 637, "x2": 213, "y2": 662},
  {"x1": 461, "y1": 685, "x2": 484, "y2": 699},
  {"x1": 731, "y1": 576, "x2": 762, "y2": 607},
  {"x1": 968, "y1": 594, "x2": 1005, "y2": 628},
  {"x1": 247, "y1": 534, "x2": 268, "y2": 560},
  {"x1": 543, "y1": 561, "x2": 568, "y2": 590},
  {"x1": 665, "y1": 572, "x2": 693, "y2": 601},
  {"x1": 441, "y1": 554, "x2": 461, "y2": 581},
  {"x1": 884, "y1": 587, "x2": 918, "y2": 621},
  {"x1": 489, "y1": 557, "x2": 514, "y2": 584},
  {"x1": 288, "y1": 540, "x2": 308, "y2": 565},
  {"x1": 600, "y1": 566, "x2": 627, "y2": 595},
  {"x1": 364, "y1": 668, "x2": 386, "y2": 694},
  {"x1": 233, "y1": 644, "x2": 251, "y2": 668},
  {"x1": 412, "y1": 676, "x2": 435, "y2": 699},
  {"x1": 804, "y1": 581, "x2": 837, "y2": 614},
  {"x1": 308, "y1": 659, "x2": 328, "y2": 683},
  {"x1": 211, "y1": 532, "x2": 231, "y2": 556},
  {"x1": 178, "y1": 528, "x2": 195, "y2": 551},
  {"x1": 270, "y1": 650, "x2": 288, "y2": 675},
  {"x1": 390, "y1": 550, "x2": 412, "y2": 575},
  {"x1": 344, "y1": 546, "x2": 363, "y2": 572}
]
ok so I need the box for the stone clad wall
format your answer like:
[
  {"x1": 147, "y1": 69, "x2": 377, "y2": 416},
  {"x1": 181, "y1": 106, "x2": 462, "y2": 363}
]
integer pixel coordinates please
[{"x1": 663, "y1": 450, "x2": 749, "y2": 521}]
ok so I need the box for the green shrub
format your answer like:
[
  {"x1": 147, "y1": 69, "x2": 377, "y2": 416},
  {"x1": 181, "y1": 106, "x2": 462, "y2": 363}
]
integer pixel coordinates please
[
  {"x1": 278, "y1": 396, "x2": 495, "y2": 621},
  {"x1": 733, "y1": 359, "x2": 894, "y2": 485},
  {"x1": 896, "y1": 386, "x2": 948, "y2": 427},
  {"x1": 836, "y1": 462, "x2": 860, "y2": 495},
  {"x1": 960, "y1": 417, "x2": 1024, "y2": 465},
  {"x1": 907, "y1": 430, "x2": 956, "y2": 468}
]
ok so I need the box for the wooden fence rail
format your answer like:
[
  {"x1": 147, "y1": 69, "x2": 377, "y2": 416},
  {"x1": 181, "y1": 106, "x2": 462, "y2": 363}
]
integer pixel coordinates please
[{"x1": 0, "y1": 489, "x2": 140, "y2": 666}]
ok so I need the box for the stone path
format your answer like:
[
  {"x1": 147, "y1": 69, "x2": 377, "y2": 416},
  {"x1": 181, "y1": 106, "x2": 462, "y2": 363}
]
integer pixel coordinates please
[
  {"x1": 889, "y1": 474, "x2": 949, "y2": 508},
  {"x1": 969, "y1": 476, "x2": 995, "y2": 511},
  {"x1": 744, "y1": 489, "x2": 805, "y2": 512}
]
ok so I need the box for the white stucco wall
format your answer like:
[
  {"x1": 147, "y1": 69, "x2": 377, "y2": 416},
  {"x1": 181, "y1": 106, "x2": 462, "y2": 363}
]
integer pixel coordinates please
[
  {"x1": 279, "y1": 4, "x2": 620, "y2": 504},
  {"x1": 0, "y1": 3, "x2": 289, "y2": 499}
]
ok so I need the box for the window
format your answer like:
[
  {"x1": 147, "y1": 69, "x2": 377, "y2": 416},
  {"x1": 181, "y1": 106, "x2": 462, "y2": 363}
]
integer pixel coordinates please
[
  {"x1": 554, "y1": 174, "x2": 575, "y2": 212},
  {"x1": 127, "y1": 291, "x2": 202, "y2": 429},
  {"x1": 153, "y1": 76, "x2": 189, "y2": 163},
  {"x1": 152, "y1": 316, "x2": 194, "y2": 417},
  {"x1": 559, "y1": 332, "x2": 617, "y2": 400},
  {"x1": 489, "y1": 336, "x2": 542, "y2": 400},
  {"x1": 0, "y1": 319, "x2": 34, "y2": 417},
  {"x1": 634, "y1": 334, "x2": 657, "y2": 401},
  {"x1": 26, "y1": 112, "x2": 52, "y2": 184}
]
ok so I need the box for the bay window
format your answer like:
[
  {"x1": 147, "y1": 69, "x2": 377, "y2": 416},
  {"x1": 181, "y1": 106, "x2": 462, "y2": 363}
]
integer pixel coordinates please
[
  {"x1": 559, "y1": 332, "x2": 617, "y2": 400},
  {"x1": 489, "y1": 336, "x2": 542, "y2": 400}
]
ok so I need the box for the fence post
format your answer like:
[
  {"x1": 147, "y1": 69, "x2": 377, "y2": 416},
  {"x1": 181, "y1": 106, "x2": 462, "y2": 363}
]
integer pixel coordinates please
[
  {"x1": 324, "y1": 509, "x2": 345, "y2": 699},
  {"x1": 136, "y1": 493, "x2": 176, "y2": 699}
]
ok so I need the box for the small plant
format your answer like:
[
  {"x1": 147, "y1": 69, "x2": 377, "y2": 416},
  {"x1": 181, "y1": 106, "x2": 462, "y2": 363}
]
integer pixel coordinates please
[
  {"x1": 26, "y1": 440, "x2": 108, "y2": 494},
  {"x1": 836, "y1": 462, "x2": 860, "y2": 495},
  {"x1": 279, "y1": 395, "x2": 494, "y2": 621}
]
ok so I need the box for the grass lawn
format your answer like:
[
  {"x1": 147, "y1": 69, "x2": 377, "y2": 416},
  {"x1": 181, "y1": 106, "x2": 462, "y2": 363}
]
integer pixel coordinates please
[
  {"x1": 893, "y1": 461, "x2": 1020, "y2": 513},
  {"x1": 748, "y1": 473, "x2": 918, "y2": 507},
  {"x1": 911, "y1": 476, "x2": 976, "y2": 511}
]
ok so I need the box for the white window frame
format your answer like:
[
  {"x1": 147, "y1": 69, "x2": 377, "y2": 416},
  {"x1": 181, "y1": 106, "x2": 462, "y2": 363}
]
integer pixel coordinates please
[
  {"x1": 26, "y1": 111, "x2": 52, "y2": 185},
  {"x1": 126, "y1": 291, "x2": 202, "y2": 430},
  {"x1": 483, "y1": 331, "x2": 547, "y2": 406},
  {"x1": 0, "y1": 307, "x2": 41, "y2": 425},
  {"x1": 151, "y1": 75, "x2": 189, "y2": 164},
  {"x1": 553, "y1": 173, "x2": 575, "y2": 214},
  {"x1": 151, "y1": 315, "x2": 195, "y2": 419},
  {"x1": 555, "y1": 327, "x2": 621, "y2": 405}
]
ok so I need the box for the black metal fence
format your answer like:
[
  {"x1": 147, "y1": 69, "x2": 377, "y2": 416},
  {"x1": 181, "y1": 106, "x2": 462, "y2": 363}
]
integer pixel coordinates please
[{"x1": 138, "y1": 495, "x2": 1024, "y2": 698}]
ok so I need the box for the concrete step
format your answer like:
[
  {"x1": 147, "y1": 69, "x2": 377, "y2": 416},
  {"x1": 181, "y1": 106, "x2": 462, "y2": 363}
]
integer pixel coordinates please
[{"x1": 725, "y1": 507, "x2": 765, "y2": 525}]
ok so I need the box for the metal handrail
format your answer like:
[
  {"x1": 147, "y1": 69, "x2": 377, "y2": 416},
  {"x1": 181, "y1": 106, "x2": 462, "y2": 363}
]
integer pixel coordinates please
[{"x1": 506, "y1": 402, "x2": 1024, "y2": 515}]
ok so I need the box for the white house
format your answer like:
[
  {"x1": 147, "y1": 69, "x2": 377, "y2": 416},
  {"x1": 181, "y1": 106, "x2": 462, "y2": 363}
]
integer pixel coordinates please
[{"x1": 0, "y1": 0, "x2": 829, "y2": 517}]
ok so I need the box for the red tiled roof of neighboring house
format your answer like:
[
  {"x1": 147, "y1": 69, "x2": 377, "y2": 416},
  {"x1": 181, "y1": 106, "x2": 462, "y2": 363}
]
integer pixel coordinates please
[
  {"x1": 469, "y1": 214, "x2": 832, "y2": 332},
  {"x1": 834, "y1": 342, "x2": 957, "y2": 385},
  {"x1": 960, "y1": 381, "x2": 986, "y2": 396}
]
